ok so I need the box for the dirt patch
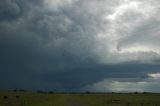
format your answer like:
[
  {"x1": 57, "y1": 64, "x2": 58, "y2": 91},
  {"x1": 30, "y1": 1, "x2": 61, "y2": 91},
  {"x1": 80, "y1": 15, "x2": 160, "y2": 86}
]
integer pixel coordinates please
[{"x1": 66, "y1": 95, "x2": 87, "y2": 106}]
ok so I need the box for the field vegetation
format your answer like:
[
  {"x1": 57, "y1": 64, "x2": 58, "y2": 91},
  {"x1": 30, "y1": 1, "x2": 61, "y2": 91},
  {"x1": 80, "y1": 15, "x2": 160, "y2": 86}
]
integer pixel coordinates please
[{"x1": 0, "y1": 91, "x2": 160, "y2": 106}]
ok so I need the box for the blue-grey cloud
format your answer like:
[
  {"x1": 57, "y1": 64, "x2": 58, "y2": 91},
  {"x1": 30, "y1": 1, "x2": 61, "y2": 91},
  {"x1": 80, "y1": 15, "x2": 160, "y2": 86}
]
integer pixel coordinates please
[{"x1": 0, "y1": 0, "x2": 160, "y2": 92}]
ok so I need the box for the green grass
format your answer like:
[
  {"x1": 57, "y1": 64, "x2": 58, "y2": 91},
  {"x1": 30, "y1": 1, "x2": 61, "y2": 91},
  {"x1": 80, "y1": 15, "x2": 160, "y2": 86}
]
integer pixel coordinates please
[
  {"x1": 73, "y1": 93, "x2": 160, "y2": 106},
  {"x1": 0, "y1": 91, "x2": 160, "y2": 106},
  {"x1": 0, "y1": 92, "x2": 69, "y2": 106}
]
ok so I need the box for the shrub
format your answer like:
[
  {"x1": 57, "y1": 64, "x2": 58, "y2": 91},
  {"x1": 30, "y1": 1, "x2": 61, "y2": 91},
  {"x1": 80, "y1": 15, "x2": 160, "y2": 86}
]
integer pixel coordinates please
[
  {"x1": 16, "y1": 96, "x2": 19, "y2": 98},
  {"x1": 3, "y1": 96, "x2": 7, "y2": 99}
]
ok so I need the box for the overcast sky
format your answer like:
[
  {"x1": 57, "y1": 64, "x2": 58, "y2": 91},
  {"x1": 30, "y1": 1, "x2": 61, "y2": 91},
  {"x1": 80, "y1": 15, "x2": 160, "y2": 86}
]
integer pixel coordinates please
[{"x1": 0, "y1": 0, "x2": 160, "y2": 92}]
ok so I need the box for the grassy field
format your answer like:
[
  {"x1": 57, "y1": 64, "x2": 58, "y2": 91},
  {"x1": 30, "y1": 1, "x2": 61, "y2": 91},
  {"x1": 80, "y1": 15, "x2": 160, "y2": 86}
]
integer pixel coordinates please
[
  {"x1": 73, "y1": 93, "x2": 160, "y2": 106},
  {"x1": 0, "y1": 91, "x2": 160, "y2": 106}
]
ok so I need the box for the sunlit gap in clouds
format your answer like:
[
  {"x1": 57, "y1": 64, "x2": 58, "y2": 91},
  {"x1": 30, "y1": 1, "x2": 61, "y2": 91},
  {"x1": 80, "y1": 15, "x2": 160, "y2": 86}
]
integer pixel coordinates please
[
  {"x1": 106, "y1": 1, "x2": 139, "y2": 21},
  {"x1": 84, "y1": 72, "x2": 160, "y2": 92}
]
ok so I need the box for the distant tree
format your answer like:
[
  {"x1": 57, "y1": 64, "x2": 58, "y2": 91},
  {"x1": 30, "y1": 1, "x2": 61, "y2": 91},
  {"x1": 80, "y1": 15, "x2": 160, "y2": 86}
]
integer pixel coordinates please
[
  {"x1": 37, "y1": 90, "x2": 45, "y2": 93},
  {"x1": 48, "y1": 91, "x2": 54, "y2": 94},
  {"x1": 14, "y1": 89, "x2": 17, "y2": 92},
  {"x1": 19, "y1": 89, "x2": 25, "y2": 92},
  {"x1": 134, "y1": 92, "x2": 139, "y2": 94},
  {"x1": 142, "y1": 92, "x2": 148, "y2": 94},
  {"x1": 86, "y1": 91, "x2": 90, "y2": 94}
]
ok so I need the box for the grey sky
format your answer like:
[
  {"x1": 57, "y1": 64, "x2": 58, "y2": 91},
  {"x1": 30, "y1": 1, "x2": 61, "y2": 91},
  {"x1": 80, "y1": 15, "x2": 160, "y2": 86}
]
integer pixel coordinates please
[{"x1": 0, "y1": 0, "x2": 160, "y2": 92}]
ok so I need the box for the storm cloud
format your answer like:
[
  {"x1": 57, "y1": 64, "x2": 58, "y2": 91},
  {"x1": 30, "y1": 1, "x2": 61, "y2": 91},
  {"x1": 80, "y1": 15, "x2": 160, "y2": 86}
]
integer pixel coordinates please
[{"x1": 0, "y1": 0, "x2": 160, "y2": 92}]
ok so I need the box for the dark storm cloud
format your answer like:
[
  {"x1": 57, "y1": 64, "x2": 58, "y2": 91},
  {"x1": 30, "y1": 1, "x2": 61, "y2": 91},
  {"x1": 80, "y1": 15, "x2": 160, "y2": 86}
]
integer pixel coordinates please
[
  {"x1": 0, "y1": 0, "x2": 43, "y2": 21},
  {"x1": 40, "y1": 64, "x2": 160, "y2": 91},
  {"x1": 0, "y1": 0, "x2": 21, "y2": 20},
  {"x1": 0, "y1": 0, "x2": 102, "y2": 90},
  {"x1": 0, "y1": 0, "x2": 160, "y2": 92}
]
